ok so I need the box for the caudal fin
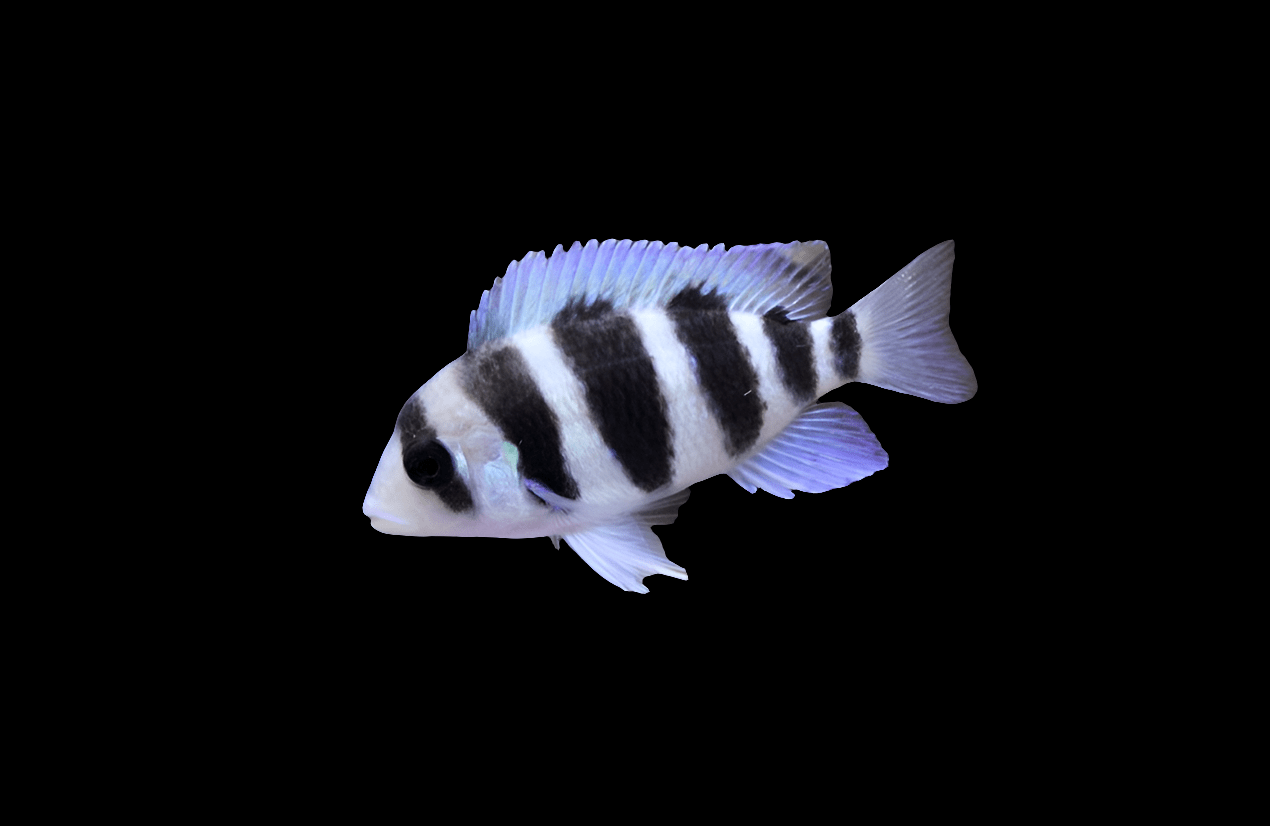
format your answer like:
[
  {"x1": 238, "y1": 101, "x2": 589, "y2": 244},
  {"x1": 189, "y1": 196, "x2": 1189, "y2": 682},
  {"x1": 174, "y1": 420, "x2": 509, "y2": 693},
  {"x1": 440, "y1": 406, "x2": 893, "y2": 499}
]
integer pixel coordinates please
[{"x1": 848, "y1": 240, "x2": 977, "y2": 403}]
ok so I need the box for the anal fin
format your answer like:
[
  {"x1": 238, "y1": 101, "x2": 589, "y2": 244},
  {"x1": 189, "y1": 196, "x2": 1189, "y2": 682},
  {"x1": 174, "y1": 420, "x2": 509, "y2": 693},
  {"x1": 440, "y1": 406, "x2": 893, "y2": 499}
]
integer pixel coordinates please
[{"x1": 727, "y1": 402, "x2": 888, "y2": 498}]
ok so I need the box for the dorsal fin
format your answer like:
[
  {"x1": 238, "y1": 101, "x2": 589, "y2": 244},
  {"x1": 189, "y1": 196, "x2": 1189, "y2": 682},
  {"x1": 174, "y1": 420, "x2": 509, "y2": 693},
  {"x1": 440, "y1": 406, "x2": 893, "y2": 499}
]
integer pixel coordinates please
[{"x1": 467, "y1": 239, "x2": 833, "y2": 349}]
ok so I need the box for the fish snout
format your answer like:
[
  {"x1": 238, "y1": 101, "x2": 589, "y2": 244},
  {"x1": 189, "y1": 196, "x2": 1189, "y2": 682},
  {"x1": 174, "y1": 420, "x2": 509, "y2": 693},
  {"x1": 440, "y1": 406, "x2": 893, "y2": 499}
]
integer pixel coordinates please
[{"x1": 363, "y1": 492, "x2": 410, "y2": 529}]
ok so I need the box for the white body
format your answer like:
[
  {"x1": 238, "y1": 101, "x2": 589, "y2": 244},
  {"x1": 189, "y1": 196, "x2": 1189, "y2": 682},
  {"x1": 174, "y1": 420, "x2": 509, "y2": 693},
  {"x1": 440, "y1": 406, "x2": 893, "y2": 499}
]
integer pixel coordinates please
[{"x1": 364, "y1": 239, "x2": 976, "y2": 592}]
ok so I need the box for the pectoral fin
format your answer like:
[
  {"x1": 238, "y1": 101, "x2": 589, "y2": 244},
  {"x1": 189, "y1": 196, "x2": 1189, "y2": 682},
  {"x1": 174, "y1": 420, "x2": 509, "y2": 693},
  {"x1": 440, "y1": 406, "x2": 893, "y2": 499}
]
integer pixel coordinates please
[
  {"x1": 563, "y1": 521, "x2": 688, "y2": 593},
  {"x1": 560, "y1": 487, "x2": 691, "y2": 593}
]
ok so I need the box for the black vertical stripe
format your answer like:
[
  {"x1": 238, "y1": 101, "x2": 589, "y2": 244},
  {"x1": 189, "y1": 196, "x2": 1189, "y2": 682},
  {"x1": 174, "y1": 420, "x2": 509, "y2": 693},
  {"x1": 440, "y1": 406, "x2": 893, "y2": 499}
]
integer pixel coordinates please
[
  {"x1": 461, "y1": 345, "x2": 579, "y2": 501},
  {"x1": 394, "y1": 396, "x2": 474, "y2": 513},
  {"x1": 666, "y1": 285, "x2": 764, "y2": 456},
  {"x1": 394, "y1": 395, "x2": 431, "y2": 442},
  {"x1": 762, "y1": 306, "x2": 817, "y2": 401},
  {"x1": 831, "y1": 311, "x2": 861, "y2": 380},
  {"x1": 551, "y1": 298, "x2": 673, "y2": 492}
]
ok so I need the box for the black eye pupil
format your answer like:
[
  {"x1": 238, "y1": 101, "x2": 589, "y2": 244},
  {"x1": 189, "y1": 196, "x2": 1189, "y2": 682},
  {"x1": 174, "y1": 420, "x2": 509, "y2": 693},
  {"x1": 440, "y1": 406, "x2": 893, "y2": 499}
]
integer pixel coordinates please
[{"x1": 403, "y1": 440, "x2": 455, "y2": 489}]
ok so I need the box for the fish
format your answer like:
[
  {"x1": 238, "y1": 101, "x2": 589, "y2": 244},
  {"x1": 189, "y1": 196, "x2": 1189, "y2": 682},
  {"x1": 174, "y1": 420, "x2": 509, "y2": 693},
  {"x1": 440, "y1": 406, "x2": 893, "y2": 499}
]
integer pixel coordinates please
[{"x1": 363, "y1": 239, "x2": 976, "y2": 592}]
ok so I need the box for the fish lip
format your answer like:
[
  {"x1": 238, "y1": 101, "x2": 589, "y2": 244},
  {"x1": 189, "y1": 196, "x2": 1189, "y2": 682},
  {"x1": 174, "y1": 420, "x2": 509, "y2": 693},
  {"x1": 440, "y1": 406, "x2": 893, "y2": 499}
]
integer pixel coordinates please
[{"x1": 363, "y1": 495, "x2": 410, "y2": 525}]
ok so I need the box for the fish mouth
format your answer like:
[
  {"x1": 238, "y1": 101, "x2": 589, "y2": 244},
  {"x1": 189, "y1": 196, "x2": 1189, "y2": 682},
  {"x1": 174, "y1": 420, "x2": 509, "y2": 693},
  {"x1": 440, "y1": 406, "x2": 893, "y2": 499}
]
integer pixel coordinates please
[{"x1": 363, "y1": 494, "x2": 410, "y2": 526}]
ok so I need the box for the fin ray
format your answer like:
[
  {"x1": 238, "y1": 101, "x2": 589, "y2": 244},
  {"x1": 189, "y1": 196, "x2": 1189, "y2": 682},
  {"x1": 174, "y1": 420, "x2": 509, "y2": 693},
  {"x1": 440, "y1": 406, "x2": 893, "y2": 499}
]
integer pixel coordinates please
[
  {"x1": 632, "y1": 486, "x2": 690, "y2": 525},
  {"x1": 563, "y1": 520, "x2": 688, "y2": 593},
  {"x1": 850, "y1": 240, "x2": 977, "y2": 403},
  {"x1": 558, "y1": 487, "x2": 691, "y2": 593},
  {"x1": 467, "y1": 239, "x2": 835, "y2": 349},
  {"x1": 727, "y1": 403, "x2": 889, "y2": 497}
]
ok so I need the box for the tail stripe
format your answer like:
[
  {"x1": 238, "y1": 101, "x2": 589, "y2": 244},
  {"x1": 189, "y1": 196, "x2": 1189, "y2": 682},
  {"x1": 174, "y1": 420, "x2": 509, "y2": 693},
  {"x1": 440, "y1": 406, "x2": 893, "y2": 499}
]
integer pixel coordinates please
[{"x1": 831, "y1": 310, "x2": 862, "y2": 381}]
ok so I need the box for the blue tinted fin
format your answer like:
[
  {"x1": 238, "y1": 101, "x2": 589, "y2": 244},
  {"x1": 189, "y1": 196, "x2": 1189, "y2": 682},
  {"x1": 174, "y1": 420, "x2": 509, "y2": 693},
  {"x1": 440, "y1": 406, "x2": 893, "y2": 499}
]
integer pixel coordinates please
[
  {"x1": 850, "y1": 240, "x2": 977, "y2": 403},
  {"x1": 559, "y1": 487, "x2": 691, "y2": 593},
  {"x1": 727, "y1": 403, "x2": 888, "y2": 498},
  {"x1": 523, "y1": 477, "x2": 573, "y2": 513},
  {"x1": 467, "y1": 239, "x2": 834, "y2": 349},
  {"x1": 631, "y1": 486, "x2": 690, "y2": 526},
  {"x1": 563, "y1": 522, "x2": 688, "y2": 594}
]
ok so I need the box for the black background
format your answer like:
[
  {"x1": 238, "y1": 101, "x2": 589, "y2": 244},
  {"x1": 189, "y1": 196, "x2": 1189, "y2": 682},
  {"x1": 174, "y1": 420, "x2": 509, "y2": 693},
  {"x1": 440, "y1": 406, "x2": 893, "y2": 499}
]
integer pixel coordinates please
[
  {"x1": 91, "y1": 40, "x2": 1087, "y2": 756},
  {"x1": 240, "y1": 114, "x2": 1023, "y2": 663},
  {"x1": 316, "y1": 174, "x2": 1000, "y2": 620}
]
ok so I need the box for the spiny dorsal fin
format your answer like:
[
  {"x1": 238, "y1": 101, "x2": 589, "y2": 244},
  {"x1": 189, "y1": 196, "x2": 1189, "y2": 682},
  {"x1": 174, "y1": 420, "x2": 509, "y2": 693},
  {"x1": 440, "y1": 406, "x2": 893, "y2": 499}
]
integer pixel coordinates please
[{"x1": 467, "y1": 239, "x2": 833, "y2": 349}]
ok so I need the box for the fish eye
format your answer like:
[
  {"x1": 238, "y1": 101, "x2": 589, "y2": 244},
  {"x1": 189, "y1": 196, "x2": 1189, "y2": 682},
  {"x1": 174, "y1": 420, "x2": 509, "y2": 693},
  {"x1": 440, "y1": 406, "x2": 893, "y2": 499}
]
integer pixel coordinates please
[{"x1": 403, "y1": 440, "x2": 455, "y2": 489}]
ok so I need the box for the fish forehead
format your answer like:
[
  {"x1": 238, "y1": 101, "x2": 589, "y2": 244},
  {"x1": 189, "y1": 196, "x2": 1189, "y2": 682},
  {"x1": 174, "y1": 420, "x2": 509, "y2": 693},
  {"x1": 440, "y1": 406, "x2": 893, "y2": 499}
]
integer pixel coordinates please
[{"x1": 417, "y1": 359, "x2": 489, "y2": 443}]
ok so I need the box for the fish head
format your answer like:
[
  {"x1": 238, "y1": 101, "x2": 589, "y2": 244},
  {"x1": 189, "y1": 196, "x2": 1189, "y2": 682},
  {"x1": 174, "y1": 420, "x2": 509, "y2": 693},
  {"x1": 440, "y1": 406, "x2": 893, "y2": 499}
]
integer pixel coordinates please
[{"x1": 363, "y1": 357, "x2": 552, "y2": 539}]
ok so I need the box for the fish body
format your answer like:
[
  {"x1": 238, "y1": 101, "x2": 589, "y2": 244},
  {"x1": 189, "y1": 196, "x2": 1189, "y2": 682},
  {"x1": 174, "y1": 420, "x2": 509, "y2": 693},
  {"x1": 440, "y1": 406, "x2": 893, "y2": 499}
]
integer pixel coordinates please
[{"x1": 364, "y1": 239, "x2": 976, "y2": 592}]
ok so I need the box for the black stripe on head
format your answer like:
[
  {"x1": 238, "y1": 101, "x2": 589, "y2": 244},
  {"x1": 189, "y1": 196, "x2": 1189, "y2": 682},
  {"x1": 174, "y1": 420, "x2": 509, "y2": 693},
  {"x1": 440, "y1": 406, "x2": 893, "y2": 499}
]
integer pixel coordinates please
[
  {"x1": 667, "y1": 285, "x2": 764, "y2": 456},
  {"x1": 395, "y1": 395, "x2": 431, "y2": 442},
  {"x1": 762, "y1": 306, "x2": 817, "y2": 401},
  {"x1": 462, "y1": 345, "x2": 579, "y2": 501},
  {"x1": 552, "y1": 298, "x2": 673, "y2": 492},
  {"x1": 394, "y1": 396, "x2": 474, "y2": 513},
  {"x1": 832, "y1": 311, "x2": 861, "y2": 380}
]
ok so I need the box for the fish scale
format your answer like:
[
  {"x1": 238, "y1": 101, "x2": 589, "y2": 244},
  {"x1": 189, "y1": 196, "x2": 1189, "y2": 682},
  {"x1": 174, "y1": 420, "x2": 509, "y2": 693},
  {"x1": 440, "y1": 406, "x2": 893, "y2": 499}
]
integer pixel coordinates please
[
  {"x1": 365, "y1": 239, "x2": 976, "y2": 592},
  {"x1": 550, "y1": 299, "x2": 673, "y2": 494}
]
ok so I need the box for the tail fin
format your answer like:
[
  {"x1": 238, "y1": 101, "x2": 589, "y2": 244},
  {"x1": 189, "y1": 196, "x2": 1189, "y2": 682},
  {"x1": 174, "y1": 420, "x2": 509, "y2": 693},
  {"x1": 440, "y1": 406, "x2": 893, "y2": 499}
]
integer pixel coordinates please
[{"x1": 848, "y1": 240, "x2": 977, "y2": 403}]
